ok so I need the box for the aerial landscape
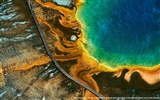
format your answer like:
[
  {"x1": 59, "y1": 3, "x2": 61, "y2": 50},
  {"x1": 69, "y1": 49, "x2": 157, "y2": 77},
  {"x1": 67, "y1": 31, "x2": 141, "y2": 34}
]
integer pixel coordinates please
[{"x1": 0, "y1": 0, "x2": 160, "y2": 99}]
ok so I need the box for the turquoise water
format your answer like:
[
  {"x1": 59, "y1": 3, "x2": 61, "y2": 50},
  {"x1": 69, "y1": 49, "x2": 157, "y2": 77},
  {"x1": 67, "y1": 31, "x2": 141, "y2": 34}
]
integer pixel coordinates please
[{"x1": 78, "y1": 0, "x2": 160, "y2": 67}]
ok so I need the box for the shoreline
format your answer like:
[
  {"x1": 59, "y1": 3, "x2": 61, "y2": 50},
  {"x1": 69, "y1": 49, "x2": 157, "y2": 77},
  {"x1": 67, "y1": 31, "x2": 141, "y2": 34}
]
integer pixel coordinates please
[{"x1": 76, "y1": 0, "x2": 160, "y2": 70}]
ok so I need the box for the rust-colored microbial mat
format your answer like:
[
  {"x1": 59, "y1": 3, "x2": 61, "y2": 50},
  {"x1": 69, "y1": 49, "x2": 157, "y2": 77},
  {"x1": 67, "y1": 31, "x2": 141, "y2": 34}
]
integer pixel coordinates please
[{"x1": 0, "y1": 0, "x2": 160, "y2": 100}]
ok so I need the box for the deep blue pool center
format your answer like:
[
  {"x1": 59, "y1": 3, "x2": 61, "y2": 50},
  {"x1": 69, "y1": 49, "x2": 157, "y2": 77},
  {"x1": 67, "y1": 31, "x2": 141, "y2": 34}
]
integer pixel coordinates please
[{"x1": 79, "y1": 0, "x2": 160, "y2": 67}]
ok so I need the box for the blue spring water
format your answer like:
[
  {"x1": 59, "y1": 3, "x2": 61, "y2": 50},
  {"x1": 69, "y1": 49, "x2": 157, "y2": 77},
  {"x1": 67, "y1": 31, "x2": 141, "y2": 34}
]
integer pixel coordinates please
[{"x1": 78, "y1": 0, "x2": 160, "y2": 67}]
